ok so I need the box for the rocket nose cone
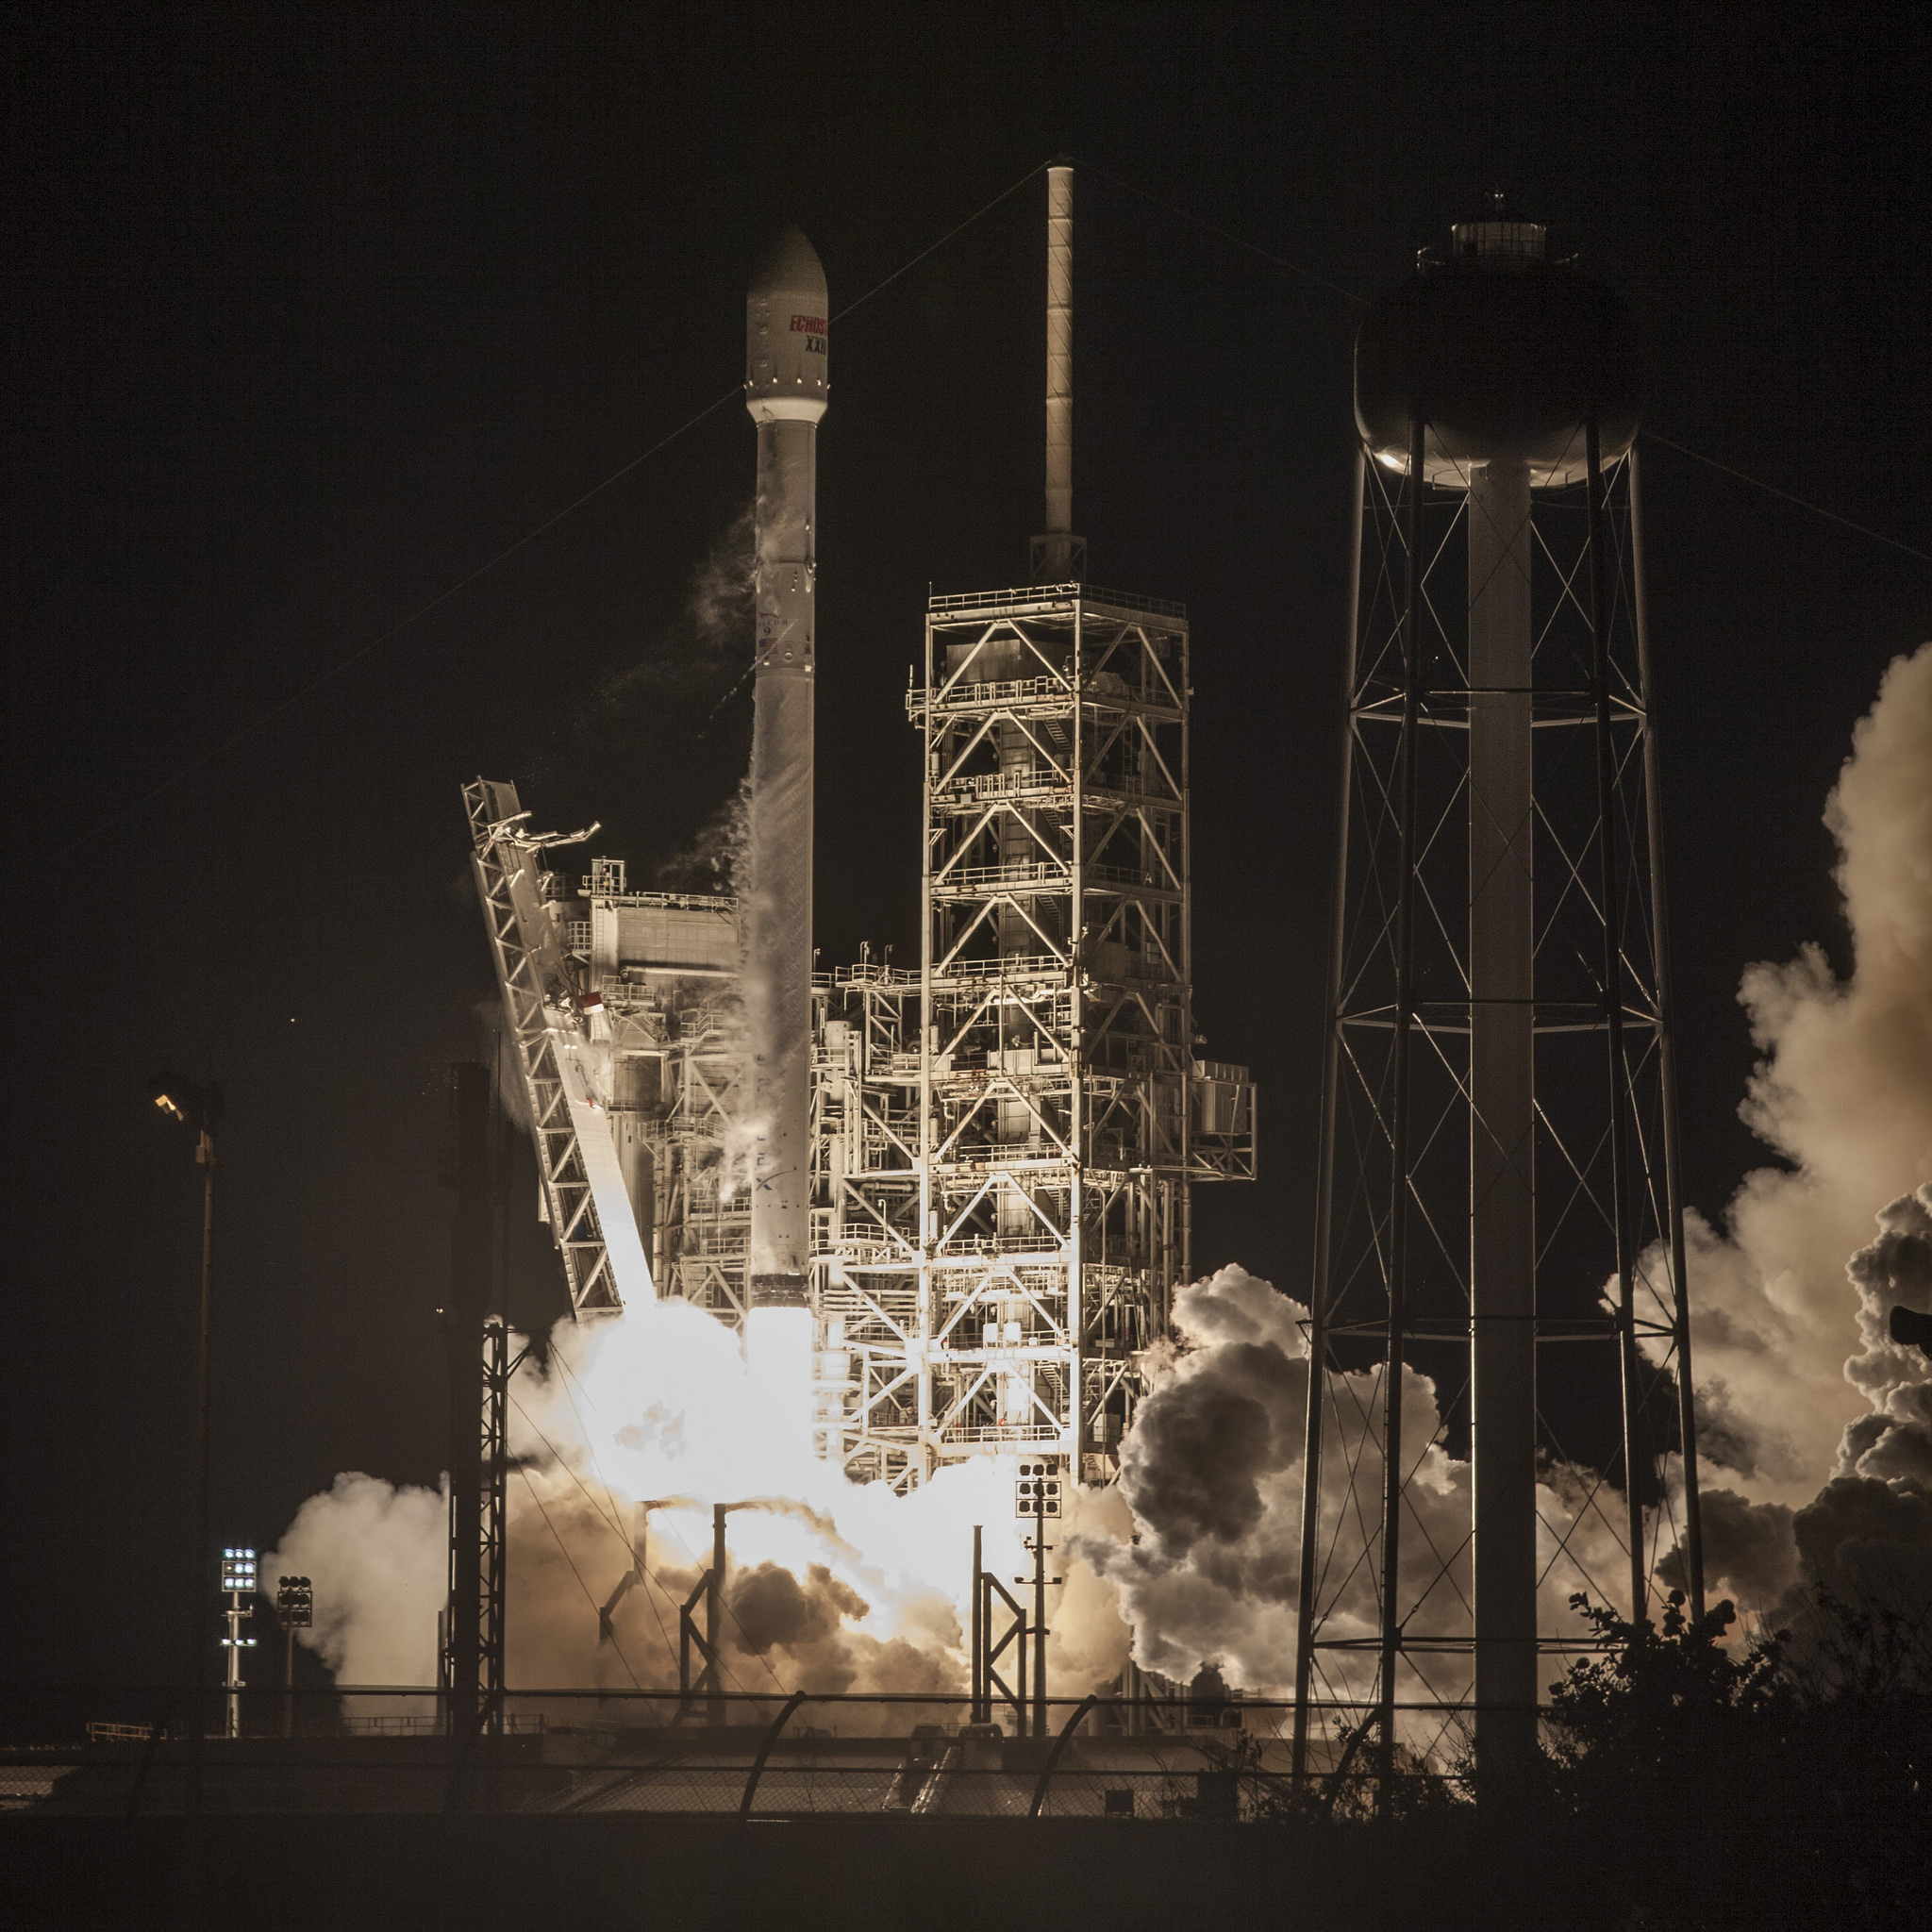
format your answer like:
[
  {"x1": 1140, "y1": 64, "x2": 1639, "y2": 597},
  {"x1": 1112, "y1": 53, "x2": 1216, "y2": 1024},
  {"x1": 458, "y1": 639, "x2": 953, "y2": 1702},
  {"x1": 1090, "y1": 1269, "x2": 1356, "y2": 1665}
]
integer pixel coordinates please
[{"x1": 750, "y1": 225, "x2": 826, "y2": 305}]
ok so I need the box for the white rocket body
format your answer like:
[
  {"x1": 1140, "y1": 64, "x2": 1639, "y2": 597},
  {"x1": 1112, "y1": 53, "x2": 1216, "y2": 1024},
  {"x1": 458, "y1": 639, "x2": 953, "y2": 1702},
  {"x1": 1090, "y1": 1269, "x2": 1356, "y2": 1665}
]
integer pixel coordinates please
[{"x1": 743, "y1": 228, "x2": 826, "y2": 1329}]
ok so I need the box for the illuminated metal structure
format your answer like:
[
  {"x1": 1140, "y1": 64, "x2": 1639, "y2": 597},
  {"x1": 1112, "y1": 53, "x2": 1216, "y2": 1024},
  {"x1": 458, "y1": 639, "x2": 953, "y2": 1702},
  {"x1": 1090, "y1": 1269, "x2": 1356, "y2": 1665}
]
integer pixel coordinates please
[
  {"x1": 815, "y1": 166, "x2": 1254, "y2": 1489},
  {"x1": 1290, "y1": 203, "x2": 1704, "y2": 1794},
  {"x1": 219, "y1": 1547, "x2": 257, "y2": 1740},
  {"x1": 465, "y1": 784, "x2": 739, "y2": 1315},
  {"x1": 461, "y1": 170, "x2": 1253, "y2": 1505}
]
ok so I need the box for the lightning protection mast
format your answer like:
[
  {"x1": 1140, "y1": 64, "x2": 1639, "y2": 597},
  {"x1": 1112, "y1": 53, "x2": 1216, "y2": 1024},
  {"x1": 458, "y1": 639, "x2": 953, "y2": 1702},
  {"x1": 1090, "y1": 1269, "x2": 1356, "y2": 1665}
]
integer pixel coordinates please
[
  {"x1": 833, "y1": 163, "x2": 1256, "y2": 1491},
  {"x1": 1291, "y1": 201, "x2": 1705, "y2": 1806}
]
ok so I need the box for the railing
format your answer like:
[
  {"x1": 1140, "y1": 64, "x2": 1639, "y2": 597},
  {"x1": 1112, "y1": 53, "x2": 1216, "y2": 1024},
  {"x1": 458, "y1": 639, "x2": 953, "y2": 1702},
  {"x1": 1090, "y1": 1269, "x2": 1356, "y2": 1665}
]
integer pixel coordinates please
[
  {"x1": 1193, "y1": 1059, "x2": 1252, "y2": 1085},
  {"x1": 813, "y1": 963, "x2": 919, "y2": 989},
  {"x1": 930, "y1": 862, "x2": 1170, "y2": 895},
  {"x1": 927, "y1": 582, "x2": 1187, "y2": 620},
  {"x1": 909, "y1": 674, "x2": 1184, "y2": 720},
  {"x1": 14, "y1": 1682, "x2": 1740, "y2": 1836},
  {"x1": 911, "y1": 675, "x2": 1073, "y2": 715},
  {"x1": 583, "y1": 889, "x2": 738, "y2": 914},
  {"x1": 676, "y1": 1230, "x2": 750, "y2": 1257},
  {"x1": 931, "y1": 953, "x2": 1067, "y2": 984},
  {"x1": 933, "y1": 862, "x2": 1071, "y2": 892},
  {"x1": 934, "y1": 769, "x2": 1071, "y2": 804}
]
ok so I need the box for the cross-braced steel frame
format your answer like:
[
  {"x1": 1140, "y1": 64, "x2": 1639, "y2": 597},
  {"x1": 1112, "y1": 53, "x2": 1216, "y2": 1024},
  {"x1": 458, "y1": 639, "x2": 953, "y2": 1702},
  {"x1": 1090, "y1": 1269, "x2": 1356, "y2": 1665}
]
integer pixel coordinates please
[
  {"x1": 820, "y1": 583, "x2": 1256, "y2": 1494},
  {"x1": 809, "y1": 963, "x2": 925, "y2": 1476},
  {"x1": 1290, "y1": 441, "x2": 1705, "y2": 1796},
  {"x1": 465, "y1": 779, "x2": 624, "y2": 1313}
]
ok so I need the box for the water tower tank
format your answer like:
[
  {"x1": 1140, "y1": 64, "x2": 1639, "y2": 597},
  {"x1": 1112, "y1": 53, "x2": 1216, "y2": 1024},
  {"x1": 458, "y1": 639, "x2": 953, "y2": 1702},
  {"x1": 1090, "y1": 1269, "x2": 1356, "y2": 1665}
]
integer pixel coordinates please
[{"x1": 1354, "y1": 205, "x2": 1640, "y2": 487}]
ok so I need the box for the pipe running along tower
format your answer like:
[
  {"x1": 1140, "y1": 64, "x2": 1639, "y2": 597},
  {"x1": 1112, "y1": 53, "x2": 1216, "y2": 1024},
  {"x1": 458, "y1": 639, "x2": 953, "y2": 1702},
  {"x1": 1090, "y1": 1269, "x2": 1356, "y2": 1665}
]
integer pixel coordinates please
[{"x1": 1291, "y1": 204, "x2": 1705, "y2": 1795}]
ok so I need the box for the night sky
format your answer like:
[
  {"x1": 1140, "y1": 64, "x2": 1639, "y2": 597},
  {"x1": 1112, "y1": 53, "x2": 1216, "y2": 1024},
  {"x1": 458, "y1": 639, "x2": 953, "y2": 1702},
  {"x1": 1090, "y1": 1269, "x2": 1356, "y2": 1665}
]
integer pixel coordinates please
[{"x1": 7, "y1": 5, "x2": 1928, "y2": 1686}]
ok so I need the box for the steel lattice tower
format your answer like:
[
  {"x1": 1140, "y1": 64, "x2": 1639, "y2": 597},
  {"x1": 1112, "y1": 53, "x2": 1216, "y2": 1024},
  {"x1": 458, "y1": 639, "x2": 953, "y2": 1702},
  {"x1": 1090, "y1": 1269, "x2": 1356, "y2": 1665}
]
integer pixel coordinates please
[
  {"x1": 1291, "y1": 207, "x2": 1706, "y2": 1796},
  {"x1": 809, "y1": 586, "x2": 1257, "y2": 1488}
]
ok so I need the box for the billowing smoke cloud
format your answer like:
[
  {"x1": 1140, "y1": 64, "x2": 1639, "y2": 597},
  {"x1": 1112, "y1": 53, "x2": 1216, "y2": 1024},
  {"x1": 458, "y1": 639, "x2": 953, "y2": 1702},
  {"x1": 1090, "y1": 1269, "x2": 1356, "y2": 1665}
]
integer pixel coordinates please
[
  {"x1": 1076, "y1": 1266, "x2": 1632, "y2": 1698},
  {"x1": 267, "y1": 1292, "x2": 1136, "y2": 1706},
  {"x1": 273, "y1": 644, "x2": 1932, "y2": 1706},
  {"x1": 1662, "y1": 646, "x2": 1932, "y2": 1508},
  {"x1": 1632, "y1": 645, "x2": 1932, "y2": 1625},
  {"x1": 264, "y1": 1473, "x2": 446, "y2": 1685}
]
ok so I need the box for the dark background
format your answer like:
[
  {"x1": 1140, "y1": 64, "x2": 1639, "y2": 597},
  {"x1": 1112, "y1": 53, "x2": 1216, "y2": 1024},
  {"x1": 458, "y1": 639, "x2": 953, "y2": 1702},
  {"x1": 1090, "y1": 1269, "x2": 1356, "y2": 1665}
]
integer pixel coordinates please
[{"x1": 5, "y1": 3, "x2": 1927, "y2": 1684}]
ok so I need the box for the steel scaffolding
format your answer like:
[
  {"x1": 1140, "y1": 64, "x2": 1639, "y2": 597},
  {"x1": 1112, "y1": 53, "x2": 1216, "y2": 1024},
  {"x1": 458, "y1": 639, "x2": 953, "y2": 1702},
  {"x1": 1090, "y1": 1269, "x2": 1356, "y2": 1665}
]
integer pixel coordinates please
[
  {"x1": 462, "y1": 580, "x2": 1256, "y2": 1497},
  {"x1": 818, "y1": 581, "x2": 1257, "y2": 1492}
]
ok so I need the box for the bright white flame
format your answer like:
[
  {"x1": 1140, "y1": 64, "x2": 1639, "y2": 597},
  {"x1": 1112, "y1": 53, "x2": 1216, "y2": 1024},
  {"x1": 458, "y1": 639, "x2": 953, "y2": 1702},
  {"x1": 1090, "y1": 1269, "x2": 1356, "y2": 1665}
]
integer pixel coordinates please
[{"x1": 742, "y1": 1305, "x2": 813, "y2": 1467}]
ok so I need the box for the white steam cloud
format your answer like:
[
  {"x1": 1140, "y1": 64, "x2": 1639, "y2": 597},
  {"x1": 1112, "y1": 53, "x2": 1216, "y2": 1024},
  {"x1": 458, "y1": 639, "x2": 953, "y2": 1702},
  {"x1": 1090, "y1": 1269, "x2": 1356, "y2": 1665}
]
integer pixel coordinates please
[
  {"x1": 269, "y1": 1295, "x2": 1130, "y2": 1700},
  {"x1": 266, "y1": 1472, "x2": 446, "y2": 1685},
  {"x1": 1643, "y1": 643, "x2": 1932, "y2": 1618},
  {"x1": 1075, "y1": 1266, "x2": 1631, "y2": 1697}
]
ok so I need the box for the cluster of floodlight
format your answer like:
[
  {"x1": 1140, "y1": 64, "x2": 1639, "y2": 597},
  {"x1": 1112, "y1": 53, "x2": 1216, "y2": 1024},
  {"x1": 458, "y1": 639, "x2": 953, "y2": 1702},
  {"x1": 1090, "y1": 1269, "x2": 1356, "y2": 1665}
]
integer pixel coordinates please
[
  {"x1": 220, "y1": 1548, "x2": 258, "y2": 1591},
  {"x1": 1015, "y1": 1463, "x2": 1061, "y2": 1518},
  {"x1": 276, "y1": 1575, "x2": 314, "y2": 1629}
]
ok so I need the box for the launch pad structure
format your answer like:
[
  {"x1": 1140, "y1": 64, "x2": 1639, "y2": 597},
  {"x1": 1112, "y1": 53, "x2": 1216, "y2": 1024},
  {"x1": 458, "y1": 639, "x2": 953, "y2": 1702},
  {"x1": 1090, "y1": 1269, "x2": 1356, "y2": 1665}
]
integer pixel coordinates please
[
  {"x1": 458, "y1": 164, "x2": 1254, "y2": 1532},
  {"x1": 460, "y1": 568, "x2": 1256, "y2": 1492}
]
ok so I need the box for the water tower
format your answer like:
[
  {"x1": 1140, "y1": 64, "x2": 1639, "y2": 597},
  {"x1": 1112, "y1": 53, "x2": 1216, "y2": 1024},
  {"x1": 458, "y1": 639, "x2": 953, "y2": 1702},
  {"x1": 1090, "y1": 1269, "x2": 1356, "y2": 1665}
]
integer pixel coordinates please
[{"x1": 1291, "y1": 200, "x2": 1707, "y2": 1796}]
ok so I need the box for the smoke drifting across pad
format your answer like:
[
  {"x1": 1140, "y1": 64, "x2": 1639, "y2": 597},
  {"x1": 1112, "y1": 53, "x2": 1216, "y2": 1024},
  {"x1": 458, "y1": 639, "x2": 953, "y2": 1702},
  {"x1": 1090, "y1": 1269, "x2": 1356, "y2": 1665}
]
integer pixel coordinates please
[
  {"x1": 272, "y1": 1292, "x2": 1134, "y2": 1700},
  {"x1": 271, "y1": 644, "x2": 1932, "y2": 1711},
  {"x1": 1637, "y1": 643, "x2": 1932, "y2": 1625},
  {"x1": 1076, "y1": 1266, "x2": 1630, "y2": 1702}
]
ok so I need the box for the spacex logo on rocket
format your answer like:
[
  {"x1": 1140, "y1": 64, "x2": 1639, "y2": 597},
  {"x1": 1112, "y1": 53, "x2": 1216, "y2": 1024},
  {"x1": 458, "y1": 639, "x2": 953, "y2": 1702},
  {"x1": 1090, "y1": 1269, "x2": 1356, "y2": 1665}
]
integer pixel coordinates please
[{"x1": 791, "y1": 313, "x2": 828, "y2": 352}]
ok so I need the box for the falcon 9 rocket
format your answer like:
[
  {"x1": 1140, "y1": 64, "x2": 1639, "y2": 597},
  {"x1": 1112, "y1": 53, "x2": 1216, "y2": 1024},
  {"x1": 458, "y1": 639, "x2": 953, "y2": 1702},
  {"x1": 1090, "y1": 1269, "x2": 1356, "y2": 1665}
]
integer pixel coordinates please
[{"x1": 742, "y1": 227, "x2": 827, "y2": 1444}]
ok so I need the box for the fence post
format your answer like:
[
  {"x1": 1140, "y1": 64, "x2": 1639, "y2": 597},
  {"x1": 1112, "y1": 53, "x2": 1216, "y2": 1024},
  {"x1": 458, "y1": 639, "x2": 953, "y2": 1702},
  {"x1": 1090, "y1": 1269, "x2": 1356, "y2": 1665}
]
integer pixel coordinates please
[
  {"x1": 1027, "y1": 1694, "x2": 1097, "y2": 1817},
  {"x1": 739, "y1": 1691, "x2": 808, "y2": 1819}
]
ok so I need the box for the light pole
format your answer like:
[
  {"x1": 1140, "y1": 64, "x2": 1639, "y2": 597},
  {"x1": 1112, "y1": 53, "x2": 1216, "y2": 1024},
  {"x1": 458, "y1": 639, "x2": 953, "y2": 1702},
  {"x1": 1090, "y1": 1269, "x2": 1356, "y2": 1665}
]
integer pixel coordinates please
[
  {"x1": 1015, "y1": 1462, "x2": 1061, "y2": 1739},
  {"x1": 276, "y1": 1575, "x2": 312, "y2": 1739},
  {"x1": 219, "y1": 1548, "x2": 258, "y2": 1738},
  {"x1": 145, "y1": 1070, "x2": 224, "y2": 1811}
]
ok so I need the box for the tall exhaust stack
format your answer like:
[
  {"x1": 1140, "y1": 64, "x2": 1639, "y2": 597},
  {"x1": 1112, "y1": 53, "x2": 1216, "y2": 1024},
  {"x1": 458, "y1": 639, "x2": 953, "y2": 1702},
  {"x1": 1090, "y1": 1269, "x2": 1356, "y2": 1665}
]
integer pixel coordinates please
[
  {"x1": 743, "y1": 226, "x2": 826, "y2": 1431},
  {"x1": 1030, "y1": 164, "x2": 1085, "y2": 582}
]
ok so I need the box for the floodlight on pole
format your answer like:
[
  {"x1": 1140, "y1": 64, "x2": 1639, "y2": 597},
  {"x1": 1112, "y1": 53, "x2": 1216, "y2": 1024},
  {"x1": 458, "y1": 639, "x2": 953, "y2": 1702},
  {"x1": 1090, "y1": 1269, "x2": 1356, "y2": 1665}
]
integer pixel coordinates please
[
  {"x1": 1015, "y1": 1463, "x2": 1061, "y2": 1739},
  {"x1": 144, "y1": 1070, "x2": 225, "y2": 1806},
  {"x1": 276, "y1": 1574, "x2": 312, "y2": 1739},
  {"x1": 218, "y1": 1546, "x2": 257, "y2": 1740}
]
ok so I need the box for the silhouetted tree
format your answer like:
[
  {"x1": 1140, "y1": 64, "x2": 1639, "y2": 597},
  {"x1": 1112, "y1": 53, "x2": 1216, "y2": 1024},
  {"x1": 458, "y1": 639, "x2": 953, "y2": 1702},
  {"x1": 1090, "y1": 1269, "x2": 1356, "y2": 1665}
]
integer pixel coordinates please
[{"x1": 1546, "y1": 1586, "x2": 1928, "y2": 1931}]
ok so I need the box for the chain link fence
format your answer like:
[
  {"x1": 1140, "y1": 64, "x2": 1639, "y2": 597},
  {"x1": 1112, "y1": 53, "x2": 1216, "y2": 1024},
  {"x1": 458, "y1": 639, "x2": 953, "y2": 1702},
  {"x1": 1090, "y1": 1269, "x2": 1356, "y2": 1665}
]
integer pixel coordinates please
[{"x1": 0, "y1": 1687, "x2": 1495, "y2": 1820}]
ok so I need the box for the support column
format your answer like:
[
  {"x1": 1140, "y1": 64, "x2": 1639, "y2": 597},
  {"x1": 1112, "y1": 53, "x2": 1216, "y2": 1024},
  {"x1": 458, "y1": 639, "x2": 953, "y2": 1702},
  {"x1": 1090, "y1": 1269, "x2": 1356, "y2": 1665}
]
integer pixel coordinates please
[
  {"x1": 1467, "y1": 459, "x2": 1539, "y2": 1774},
  {"x1": 443, "y1": 1061, "x2": 492, "y2": 1795},
  {"x1": 708, "y1": 1504, "x2": 728, "y2": 1729}
]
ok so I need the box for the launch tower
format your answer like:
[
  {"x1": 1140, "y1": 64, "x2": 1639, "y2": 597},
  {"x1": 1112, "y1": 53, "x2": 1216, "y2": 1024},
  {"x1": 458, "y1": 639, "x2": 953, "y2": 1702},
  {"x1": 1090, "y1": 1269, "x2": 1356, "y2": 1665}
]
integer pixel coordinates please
[
  {"x1": 462, "y1": 171, "x2": 1254, "y2": 1511},
  {"x1": 814, "y1": 168, "x2": 1254, "y2": 1490}
]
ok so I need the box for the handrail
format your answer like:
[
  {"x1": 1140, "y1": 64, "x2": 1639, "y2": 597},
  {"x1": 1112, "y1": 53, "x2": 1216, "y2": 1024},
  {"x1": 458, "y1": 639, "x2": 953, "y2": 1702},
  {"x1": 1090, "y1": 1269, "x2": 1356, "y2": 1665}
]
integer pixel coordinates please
[{"x1": 927, "y1": 581, "x2": 1186, "y2": 619}]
